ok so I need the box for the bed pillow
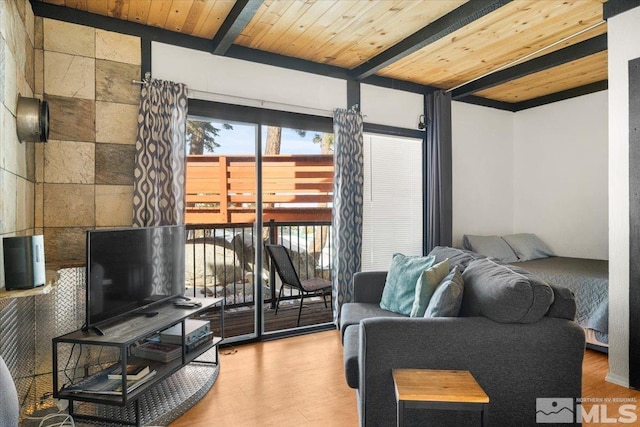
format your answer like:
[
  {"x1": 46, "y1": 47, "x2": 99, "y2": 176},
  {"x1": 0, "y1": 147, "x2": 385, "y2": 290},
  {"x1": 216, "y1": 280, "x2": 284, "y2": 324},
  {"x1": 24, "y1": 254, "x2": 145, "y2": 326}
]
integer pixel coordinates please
[
  {"x1": 424, "y1": 266, "x2": 464, "y2": 317},
  {"x1": 410, "y1": 259, "x2": 450, "y2": 317},
  {"x1": 460, "y1": 258, "x2": 554, "y2": 323},
  {"x1": 462, "y1": 235, "x2": 518, "y2": 263},
  {"x1": 380, "y1": 254, "x2": 436, "y2": 315},
  {"x1": 502, "y1": 233, "x2": 555, "y2": 261}
]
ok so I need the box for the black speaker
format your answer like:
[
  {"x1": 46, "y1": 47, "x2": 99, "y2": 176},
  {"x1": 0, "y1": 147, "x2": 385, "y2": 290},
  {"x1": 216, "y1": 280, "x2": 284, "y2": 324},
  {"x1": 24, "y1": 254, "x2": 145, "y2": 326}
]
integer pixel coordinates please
[{"x1": 3, "y1": 235, "x2": 46, "y2": 290}]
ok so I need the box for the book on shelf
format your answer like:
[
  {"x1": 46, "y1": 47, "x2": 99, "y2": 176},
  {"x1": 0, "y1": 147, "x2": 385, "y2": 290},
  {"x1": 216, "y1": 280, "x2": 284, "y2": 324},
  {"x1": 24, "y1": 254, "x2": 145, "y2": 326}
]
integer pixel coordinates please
[
  {"x1": 131, "y1": 341, "x2": 182, "y2": 362},
  {"x1": 63, "y1": 365, "x2": 157, "y2": 395},
  {"x1": 107, "y1": 364, "x2": 150, "y2": 381}
]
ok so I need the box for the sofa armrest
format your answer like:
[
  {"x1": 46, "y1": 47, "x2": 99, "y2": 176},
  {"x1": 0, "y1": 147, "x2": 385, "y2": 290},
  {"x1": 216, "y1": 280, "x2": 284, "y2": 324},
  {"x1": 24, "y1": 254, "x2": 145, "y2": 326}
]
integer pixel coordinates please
[
  {"x1": 353, "y1": 271, "x2": 387, "y2": 303},
  {"x1": 357, "y1": 316, "x2": 585, "y2": 427}
]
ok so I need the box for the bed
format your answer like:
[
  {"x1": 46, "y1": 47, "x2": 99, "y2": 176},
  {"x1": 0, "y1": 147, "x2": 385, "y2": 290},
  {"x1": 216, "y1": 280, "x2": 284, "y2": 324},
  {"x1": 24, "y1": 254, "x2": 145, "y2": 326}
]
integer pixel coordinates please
[
  {"x1": 511, "y1": 257, "x2": 608, "y2": 349},
  {"x1": 462, "y1": 233, "x2": 609, "y2": 350}
]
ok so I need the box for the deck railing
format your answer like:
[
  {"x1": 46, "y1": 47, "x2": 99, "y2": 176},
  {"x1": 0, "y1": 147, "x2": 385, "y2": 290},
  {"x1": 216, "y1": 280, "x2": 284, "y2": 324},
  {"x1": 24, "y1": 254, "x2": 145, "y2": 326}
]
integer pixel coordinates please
[
  {"x1": 184, "y1": 221, "x2": 332, "y2": 309},
  {"x1": 185, "y1": 154, "x2": 334, "y2": 224}
]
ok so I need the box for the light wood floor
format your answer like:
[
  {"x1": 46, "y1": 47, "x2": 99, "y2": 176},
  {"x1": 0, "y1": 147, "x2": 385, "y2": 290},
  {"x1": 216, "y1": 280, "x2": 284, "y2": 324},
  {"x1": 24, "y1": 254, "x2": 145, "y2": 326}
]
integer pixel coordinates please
[{"x1": 169, "y1": 331, "x2": 640, "y2": 427}]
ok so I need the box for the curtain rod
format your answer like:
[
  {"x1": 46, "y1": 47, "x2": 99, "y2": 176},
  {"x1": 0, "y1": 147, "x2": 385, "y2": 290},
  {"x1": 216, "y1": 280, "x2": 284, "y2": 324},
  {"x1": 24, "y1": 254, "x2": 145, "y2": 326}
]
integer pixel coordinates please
[
  {"x1": 188, "y1": 88, "x2": 336, "y2": 118},
  {"x1": 132, "y1": 71, "x2": 152, "y2": 85},
  {"x1": 445, "y1": 20, "x2": 606, "y2": 93}
]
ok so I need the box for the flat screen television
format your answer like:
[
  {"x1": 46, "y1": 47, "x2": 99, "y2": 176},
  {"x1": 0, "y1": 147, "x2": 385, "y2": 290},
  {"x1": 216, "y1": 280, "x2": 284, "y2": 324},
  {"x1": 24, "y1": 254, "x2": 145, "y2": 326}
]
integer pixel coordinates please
[{"x1": 85, "y1": 225, "x2": 186, "y2": 328}]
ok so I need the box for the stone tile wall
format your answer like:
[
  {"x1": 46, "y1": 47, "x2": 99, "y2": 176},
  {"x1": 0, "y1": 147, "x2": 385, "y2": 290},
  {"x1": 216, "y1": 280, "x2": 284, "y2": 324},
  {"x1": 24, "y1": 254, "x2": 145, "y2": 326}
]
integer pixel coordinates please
[
  {"x1": 37, "y1": 18, "x2": 141, "y2": 266},
  {"x1": 0, "y1": 0, "x2": 36, "y2": 289}
]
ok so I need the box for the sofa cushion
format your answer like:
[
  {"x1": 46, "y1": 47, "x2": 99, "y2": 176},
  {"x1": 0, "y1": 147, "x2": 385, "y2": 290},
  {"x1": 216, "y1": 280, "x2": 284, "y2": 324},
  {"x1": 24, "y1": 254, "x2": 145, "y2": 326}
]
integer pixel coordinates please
[
  {"x1": 462, "y1": 235, "x2": 518, "y2": 263},
  {"x1": 427, "y1": 246, "x2": 485, "y2": 272},
  {"x1": 380, "y1": 254, "x2": 436, "y2": 315},
  {"x1": 410, "y1": 259, "x2": 450, "y2": 317},
  {"x1": 340, "y1": 302, "x2": 405, "y2": 340},
  {"x1": 460, "y1": 258, "x2": 554, "y2": 323},
  {"x1": 343, "y1": 325, "x2": 360, "y2": 389},
  {"x1": 424, "y1": 266, "x2": 464, "y2": 317},
  {"x1": 546, "y1": 283, "x2": 577, "y2": 320},
  {"x1": 502, "y1": 233, "x2": 555, "y2": 261}
]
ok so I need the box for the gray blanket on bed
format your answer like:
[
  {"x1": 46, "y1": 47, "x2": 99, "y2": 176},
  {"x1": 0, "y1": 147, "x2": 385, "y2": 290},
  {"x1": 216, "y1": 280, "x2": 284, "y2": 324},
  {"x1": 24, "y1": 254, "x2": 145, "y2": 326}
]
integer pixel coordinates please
[{"x1": 512, "y1": 257, "x2": 608, "y2": 343}]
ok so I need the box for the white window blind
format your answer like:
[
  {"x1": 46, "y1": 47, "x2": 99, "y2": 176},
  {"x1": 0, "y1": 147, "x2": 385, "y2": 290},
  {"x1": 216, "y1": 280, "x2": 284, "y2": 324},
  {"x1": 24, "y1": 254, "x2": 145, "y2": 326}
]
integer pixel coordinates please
[{"x1": 361, "y1": 133, "x2": 424, "y2": 271}]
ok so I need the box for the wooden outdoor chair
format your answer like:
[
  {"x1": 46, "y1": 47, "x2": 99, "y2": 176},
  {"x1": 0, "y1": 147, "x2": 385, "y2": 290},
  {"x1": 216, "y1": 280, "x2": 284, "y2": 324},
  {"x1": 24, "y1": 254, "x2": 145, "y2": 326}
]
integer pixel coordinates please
[{"x1": 265, "y1": 244, "x2": 332, "y2": 327}]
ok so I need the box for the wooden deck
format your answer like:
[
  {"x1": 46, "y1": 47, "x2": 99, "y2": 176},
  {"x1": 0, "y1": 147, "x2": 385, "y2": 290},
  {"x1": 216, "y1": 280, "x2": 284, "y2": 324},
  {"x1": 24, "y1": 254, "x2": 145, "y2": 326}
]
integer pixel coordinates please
[{"x1": 202, "y1": 297, "x2": 334, "y2": 339}]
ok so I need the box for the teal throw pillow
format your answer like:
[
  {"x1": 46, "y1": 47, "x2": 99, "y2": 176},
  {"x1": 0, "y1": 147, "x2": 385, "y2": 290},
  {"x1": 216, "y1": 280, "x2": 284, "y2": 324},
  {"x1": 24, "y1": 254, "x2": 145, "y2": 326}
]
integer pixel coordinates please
[
  {"x1": 380, "y1": 253, "x2": 436, "y2": 315},
  {"x1": 425, "y1": 266, "x2": 464, "y2": 317},
  {"x1": 410, "y1": 259, "x2": 450, "y2": 317}
]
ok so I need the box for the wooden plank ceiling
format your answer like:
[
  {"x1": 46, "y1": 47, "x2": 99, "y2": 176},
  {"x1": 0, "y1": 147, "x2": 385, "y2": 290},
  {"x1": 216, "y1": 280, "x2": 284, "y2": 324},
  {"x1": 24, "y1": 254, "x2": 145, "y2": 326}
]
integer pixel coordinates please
[{"x1": 38, "y1": 0, "x2": 608, "y2": 108}]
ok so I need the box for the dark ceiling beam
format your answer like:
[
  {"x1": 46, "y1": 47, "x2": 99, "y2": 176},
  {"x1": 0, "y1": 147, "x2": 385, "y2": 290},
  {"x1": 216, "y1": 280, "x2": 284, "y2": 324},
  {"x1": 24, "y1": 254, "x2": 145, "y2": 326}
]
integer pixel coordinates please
[
  {"x1": 603, "y1": 0, "x2": 640, "y2": 20},
  {"x1": 225, "y1": 45, "x2": 351, "y2": 80},
  {"x1": 512, "y1": 80, "x2": 608, "y2": 111},
  {"x1": 211, "y1": 0, "x2": 263, "y2": 55},
  {"x1": 350, "y1": 0, "x2": 513, "y2": 80},
  {"x1": 455, "y1": 95, "x2": 517, "y2": 112},
  {"x1": 224, "y1": 45, "x2": 435, "y2": 94},
  {"x1": 451, "y1": 33, "x2": 608, "y2": 99}
]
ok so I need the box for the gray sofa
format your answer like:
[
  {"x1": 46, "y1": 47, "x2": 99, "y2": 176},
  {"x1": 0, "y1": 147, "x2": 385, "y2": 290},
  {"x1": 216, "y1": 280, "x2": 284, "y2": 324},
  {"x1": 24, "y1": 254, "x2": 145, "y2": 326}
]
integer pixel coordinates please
[{"x1": 340, "y1": 247, "x2": 585, "y2": 427}]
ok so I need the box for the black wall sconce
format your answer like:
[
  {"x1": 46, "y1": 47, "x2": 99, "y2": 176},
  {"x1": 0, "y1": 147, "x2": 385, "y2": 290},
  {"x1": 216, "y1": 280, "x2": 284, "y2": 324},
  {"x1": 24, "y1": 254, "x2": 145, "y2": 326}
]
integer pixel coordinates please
[
  {"x1": 418, "y1": 114, "x2": 426, "y2": 130},
  {"x1": 16, "y1": 96, "x2": 49, "y2": 143}
]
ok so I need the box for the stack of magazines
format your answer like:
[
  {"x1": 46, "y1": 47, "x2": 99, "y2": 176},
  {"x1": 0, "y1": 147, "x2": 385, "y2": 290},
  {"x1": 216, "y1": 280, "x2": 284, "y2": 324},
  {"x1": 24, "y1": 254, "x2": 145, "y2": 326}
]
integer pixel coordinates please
[{"x1": 63, "y1": 363, "x2": 156, "y2": 395}]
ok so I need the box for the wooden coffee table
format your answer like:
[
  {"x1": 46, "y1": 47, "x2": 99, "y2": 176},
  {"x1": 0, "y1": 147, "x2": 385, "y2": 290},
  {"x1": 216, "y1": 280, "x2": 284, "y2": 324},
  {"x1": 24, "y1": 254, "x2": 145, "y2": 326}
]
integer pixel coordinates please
[{"x1": 392, "y1": 369, "x2": 490, "y2": 426}]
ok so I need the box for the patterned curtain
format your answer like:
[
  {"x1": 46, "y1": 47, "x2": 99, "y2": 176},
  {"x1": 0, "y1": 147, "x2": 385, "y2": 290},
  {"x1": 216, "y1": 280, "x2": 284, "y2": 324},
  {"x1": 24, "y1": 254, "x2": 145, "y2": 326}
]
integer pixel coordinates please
[
  {"x1": 132, "y1": 79, "x2": 188, "y2": 227},
  {"x1": 331, "y1": 107, "x2": 364, "y2": 324},
  {"x1": 425, "y1": 90, "x2": 453, "y2": 252}
]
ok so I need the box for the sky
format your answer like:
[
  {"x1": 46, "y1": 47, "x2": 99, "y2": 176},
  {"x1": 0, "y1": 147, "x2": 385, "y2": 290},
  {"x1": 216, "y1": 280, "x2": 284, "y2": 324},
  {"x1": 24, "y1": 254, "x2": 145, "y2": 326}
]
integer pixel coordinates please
[{"x1": 193, "y1": 120, "x2": 324, "y2": 155}]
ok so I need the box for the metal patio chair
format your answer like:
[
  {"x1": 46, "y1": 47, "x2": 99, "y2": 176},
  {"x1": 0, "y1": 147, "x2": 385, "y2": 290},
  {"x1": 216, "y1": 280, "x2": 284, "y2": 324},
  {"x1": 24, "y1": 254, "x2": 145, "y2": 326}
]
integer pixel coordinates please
[{"x1": 265, "y1": 244, "x2": 332, "y2": 327}]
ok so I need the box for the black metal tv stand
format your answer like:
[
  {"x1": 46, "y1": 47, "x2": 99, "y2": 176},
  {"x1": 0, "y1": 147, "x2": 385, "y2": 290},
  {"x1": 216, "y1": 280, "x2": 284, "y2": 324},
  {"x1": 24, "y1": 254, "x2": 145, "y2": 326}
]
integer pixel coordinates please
[{"x1": 52, "y1": 297, "x2": 224, "y2": 426}]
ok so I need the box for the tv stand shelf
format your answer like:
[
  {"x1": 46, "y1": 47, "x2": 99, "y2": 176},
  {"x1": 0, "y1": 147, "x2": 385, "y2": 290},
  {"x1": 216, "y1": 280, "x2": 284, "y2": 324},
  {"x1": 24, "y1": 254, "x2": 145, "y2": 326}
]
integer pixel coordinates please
[{"x1": 52, "y1": 297, "x2": 223, "y2": 426}]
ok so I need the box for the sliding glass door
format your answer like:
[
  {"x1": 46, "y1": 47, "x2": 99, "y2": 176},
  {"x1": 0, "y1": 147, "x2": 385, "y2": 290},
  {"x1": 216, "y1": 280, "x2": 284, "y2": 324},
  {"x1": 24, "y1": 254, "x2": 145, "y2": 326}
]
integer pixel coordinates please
[
  {"x1": 261, "y1": 126, "x2": 334, "y2": 333},
  {"x1": 185, "y1": 113, "x2": 334, "y2": 341},
  {"x1": 185, "y1": 117, "x2": 260, "y2": 341}
]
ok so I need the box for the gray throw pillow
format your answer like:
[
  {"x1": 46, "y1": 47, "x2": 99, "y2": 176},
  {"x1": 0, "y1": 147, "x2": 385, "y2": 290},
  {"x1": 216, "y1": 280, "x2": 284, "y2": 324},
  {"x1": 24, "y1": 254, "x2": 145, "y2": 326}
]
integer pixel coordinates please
[
  {"x1": 427, "y1": 246, "x2": 486, "y2": 272},
  {"x1": 460, "y1": 258, "x2": 554, "y2": 323},
  {"x1": 380, "y1": 253, "x2": 436, "y2": 315},
  {"x1": 424, "y1": 266, "x2": 464, "y2": 317},
  {"x1": 502, "y1": 233, "x2": 555, "y2": 261},
  {"x1": 462, "y1": 235, "x2": 518, "y2": 263}
]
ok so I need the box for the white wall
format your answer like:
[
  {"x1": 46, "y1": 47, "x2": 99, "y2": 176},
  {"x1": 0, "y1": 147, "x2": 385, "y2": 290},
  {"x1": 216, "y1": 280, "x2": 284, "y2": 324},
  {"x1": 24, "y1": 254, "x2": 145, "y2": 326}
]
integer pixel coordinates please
[
  {"x1": 451, "y1": 101, "x2": 515, "y2": 246},
  {"x1": 451, "y1": 94, "x2": 608, "y2": 259},
  {"x1": 152, "y1": 42, "x2": 346, "y2": 117},
  {"x1": 361, "y1": 84, "x2": 424, "y2": 129},
  {"x1": 607, "y1": 5, "x2": 640, "y2": 388},
  {"x1": 513, "y1": 91, "x2": 608, "y2": 259}
]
